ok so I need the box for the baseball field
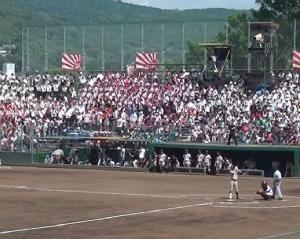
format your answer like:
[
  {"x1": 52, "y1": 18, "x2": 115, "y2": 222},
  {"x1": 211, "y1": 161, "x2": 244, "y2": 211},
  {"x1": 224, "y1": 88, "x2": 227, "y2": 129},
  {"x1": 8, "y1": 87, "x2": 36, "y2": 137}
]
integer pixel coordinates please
[{"x1": 0, "y1": 166, "x2": 300, "y2": 239}]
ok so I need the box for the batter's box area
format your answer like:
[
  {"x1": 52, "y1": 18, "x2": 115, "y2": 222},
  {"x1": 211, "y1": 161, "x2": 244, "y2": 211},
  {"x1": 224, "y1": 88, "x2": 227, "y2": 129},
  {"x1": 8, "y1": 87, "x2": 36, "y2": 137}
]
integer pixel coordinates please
[{"x1": 0, "y1": 166, "x2": 300, "y2": 239}]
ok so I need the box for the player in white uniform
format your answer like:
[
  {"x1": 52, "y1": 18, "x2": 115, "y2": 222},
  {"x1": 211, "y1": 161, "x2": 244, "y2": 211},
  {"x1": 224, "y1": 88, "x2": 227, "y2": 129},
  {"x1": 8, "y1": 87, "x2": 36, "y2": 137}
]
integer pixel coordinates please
[
  {"x1": 196, "y1": 150, "x2": 205, "y2": 168},
  {"x1": 229, "y1": 165, "x2": 242, "y2": 199},
  {"x1": 224, "y1": 157, "x2": 232, "y2": 170},
  {"x1": 203, "y1": 150, "x2": 211, "y2": 174},
  {"x1": 273, "y1": 167, "x2": 283, "y2": 200},
  {"x1": 159, "y1": 149, "x2": 167, "y2": 172},
  {"x1": 214, "y1": 152, "x2": 223, "y2": 175},
  {"x1": 139, "y1": 146, "x2": 146, "y2": 167},
  {"x1": 256, "y1": 181, "x2": 273, "y2": 200},
  {"x1": 183, "y1": 149, "x2": 192, "y2": 168}
]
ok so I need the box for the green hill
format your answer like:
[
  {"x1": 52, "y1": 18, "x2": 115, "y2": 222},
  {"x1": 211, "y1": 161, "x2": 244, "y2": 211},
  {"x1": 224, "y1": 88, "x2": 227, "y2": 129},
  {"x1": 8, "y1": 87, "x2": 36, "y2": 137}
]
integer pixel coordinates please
[{"x1": 0, "y1": 0, "x2": 246, "y2": 72}]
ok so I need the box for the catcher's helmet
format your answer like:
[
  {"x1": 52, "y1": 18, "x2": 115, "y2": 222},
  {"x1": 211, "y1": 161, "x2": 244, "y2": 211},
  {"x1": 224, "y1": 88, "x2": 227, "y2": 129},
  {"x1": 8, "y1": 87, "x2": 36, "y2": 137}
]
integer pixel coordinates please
[{"x1": 261, "y1": 181, "x2": 267, "y2": 187}]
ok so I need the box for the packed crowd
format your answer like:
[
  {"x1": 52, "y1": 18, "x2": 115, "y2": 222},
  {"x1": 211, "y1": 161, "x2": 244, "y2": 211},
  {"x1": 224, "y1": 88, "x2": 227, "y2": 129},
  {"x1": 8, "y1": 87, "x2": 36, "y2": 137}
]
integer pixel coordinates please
[{"x1": 0, "y1": 70, "x2": 300, "y2": 151}]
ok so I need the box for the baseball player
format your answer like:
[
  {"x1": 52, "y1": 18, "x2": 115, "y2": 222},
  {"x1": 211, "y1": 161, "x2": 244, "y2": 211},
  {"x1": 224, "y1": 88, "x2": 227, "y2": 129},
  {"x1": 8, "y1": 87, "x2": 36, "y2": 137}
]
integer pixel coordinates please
[
  {"x1": 196, "y1": 150, "x2": 205, "y2": 168},
  {"x1": 229, "y1": 164, "x2": 242, "y2": 199},
  {"x1": 129, "y1": 150, "x2": 139, "y2": 168},
  {"x1": 158, "y1": 149, "x2": 167, "y2": 172},
  {"x1": 169, "y1": 154, "x2": 180, "y2": 171},
  {"x1": 152, "y1": 152, "x2": 159, "y2": 172},
  {"x1": 273, "y1": 166, "x2": 283, "y2": 200},
  {"x1": 224, "y1": 157, "x2": 233, "y2": 170},
  {"x1": 183, "y1": 149, "x2": 192, "y2": 168},
  {"x1": 256, "y1": 181, "x2": 273, "y2": 200},
  {"x1": 139, "y1": 145, "x2": 147, "y2": 167},
  {"x1": 203, "y1": 150, "x2": 211, "y2": 174},
  {"x1": 214, "y1": 152, "x2": 223, "y2": 175}
]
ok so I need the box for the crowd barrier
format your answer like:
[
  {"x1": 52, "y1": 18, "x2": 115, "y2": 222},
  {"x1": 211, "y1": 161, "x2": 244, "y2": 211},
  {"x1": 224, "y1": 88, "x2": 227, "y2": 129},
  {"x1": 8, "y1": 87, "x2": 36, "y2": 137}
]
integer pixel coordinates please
[
  {"x1": 33, "y1": 164, "x2": 148, "y2": 173},
  {"x1": 0, "y1": 151, "x2": 35, "y2": 165}
]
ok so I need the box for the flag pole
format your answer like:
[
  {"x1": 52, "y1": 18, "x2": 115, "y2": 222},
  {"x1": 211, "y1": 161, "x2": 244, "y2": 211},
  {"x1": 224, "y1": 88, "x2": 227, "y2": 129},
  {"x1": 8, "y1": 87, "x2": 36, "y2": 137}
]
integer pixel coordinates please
[
  {"x1": 26, "y1": 27, "x2": 30, "y2": 72},
  {"x1": 82, "y1": 26, "x2": 86, "y2": 71},
  {"x1": 121, "y1": 25, "x2": 124, "y2": 71},
  {"x1": 182, "y1": 23, "x2": 185, "y2": 69},
  {"x1": 63, "y1": 26, "x2": 66, "y2": 53},
  {"x1": 44, "y1": 26, "x2": 48, "y2": 72},
  {"x1": 141, "y1": 23, "x2": 144, "y2": 52},
  {"x1": 294, "y1": 18, "x2": 297, "y2": 51},
  {"x1": 101, "y1": 25, "x2": 105, "y2": 72},
  {"x1": 21, "y1": 26, "x2": 25, "y2": 72},
  {"x1": 161, "y1": 23, "x2": 165, "y2": 82}
]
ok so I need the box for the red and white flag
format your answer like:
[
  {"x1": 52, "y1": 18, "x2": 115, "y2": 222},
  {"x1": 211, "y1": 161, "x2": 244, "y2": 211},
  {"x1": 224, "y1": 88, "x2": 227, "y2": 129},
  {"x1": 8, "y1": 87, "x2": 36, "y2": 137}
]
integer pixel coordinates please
[
  {"x1": 62, "y1": 53, "x2": 82, "y2": 70},
  {"x1": 135, "y1": 52, "x2": 158, "y2": 70},
  {"x1": 292, "y1": 51, "x2": 300, "y2": 69}
]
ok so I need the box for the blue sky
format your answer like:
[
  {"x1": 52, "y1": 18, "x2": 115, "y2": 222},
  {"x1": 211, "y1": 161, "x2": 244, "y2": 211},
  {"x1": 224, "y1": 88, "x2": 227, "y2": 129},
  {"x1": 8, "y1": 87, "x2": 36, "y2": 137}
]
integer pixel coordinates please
[{"x1": 121, "y1": 0, "x2": 258, "y2": 10}]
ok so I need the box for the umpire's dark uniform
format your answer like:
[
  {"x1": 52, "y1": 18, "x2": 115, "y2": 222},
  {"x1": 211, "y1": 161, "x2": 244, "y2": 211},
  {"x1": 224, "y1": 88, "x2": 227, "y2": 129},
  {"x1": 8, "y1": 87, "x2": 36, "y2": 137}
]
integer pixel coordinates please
[{"x1": 227, "y1": 124, "x2": 238, "y2": 145}]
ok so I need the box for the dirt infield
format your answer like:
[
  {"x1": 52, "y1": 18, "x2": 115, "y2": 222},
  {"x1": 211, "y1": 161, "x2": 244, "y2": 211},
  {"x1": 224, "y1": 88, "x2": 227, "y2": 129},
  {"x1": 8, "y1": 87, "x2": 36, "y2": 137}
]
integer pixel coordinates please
[{"x1": 0, "y1": 166, "x2": 300, "y2": 239}]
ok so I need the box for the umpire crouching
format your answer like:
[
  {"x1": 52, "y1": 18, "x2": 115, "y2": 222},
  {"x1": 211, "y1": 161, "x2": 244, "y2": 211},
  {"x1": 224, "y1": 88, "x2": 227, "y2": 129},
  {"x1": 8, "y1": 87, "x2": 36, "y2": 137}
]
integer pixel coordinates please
[{"x1": 227, "y1": 124, "x2": 238, "y2": 145}]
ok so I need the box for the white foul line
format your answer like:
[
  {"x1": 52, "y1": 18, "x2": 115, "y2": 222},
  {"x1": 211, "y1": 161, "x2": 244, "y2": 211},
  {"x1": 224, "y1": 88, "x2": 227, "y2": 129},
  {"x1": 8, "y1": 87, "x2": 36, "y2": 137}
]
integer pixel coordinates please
[
  {"x1": 0, "y1": 185, "x2": 258, "y2": 199},
  {"x1": 29, "y1": 187, "x2": 189, "y2": 199},
  {"x1": 214, "y1": 204, "x2": 300, "y2": 209},
  {"x1": 219, "y1": 201, "x2": 259, "y2": 205},
  {"x1": 0, "y1": 202, "x2": 211, "y2": 235},
  {"x1": 2, "y1": 184, "x2": 300, "y2": 201},
  {"x1": 285, "y1": 195, "x2": 300, "y2": 199},
  {"x1": 2, "y1": 185, "x2": 300, "y2": 210},
  {"x1": 257, "y1": 230, "x2": 300, "y2": 239},
  {"x1": 0, "y1": 185, "x2": 191, "y2": 199}
]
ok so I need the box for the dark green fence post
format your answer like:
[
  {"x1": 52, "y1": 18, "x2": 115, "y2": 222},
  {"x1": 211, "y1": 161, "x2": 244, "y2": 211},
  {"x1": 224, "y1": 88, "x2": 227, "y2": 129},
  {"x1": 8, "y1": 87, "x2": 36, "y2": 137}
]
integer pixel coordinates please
[{"x1": 294, "y1": 150, "x2": 300, "y2": 176}]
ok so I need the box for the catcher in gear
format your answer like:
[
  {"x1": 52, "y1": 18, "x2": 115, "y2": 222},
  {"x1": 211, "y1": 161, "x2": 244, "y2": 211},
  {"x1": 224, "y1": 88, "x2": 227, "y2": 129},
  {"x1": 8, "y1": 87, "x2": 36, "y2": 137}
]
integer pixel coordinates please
[{"x1": 256, "y1": 181, "x2": 273, "y2": 200}]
